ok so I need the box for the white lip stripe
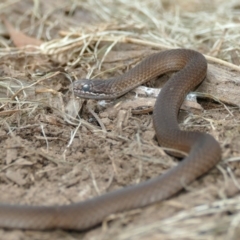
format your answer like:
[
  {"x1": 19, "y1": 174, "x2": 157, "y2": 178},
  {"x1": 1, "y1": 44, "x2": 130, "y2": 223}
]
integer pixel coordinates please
[{"x1": 74, "y1": 89, "x2": 107, "y2": 96}]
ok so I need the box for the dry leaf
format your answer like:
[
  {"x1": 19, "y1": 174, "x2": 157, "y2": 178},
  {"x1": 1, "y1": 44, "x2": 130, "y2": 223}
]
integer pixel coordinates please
[{"x1": 2, "y1": 16, "x2": 42, "y2": 48}]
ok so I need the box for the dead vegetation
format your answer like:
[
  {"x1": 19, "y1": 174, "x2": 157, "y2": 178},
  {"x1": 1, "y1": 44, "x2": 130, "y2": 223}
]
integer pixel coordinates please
[{"x1": 1, "y1": 0, "x2": 240, "y2": 240}]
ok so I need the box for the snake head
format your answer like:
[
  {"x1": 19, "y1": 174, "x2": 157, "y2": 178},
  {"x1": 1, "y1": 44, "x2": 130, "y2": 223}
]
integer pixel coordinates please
[{"x1": 72, "y1": 79, "x2": 114, "y2": 100}]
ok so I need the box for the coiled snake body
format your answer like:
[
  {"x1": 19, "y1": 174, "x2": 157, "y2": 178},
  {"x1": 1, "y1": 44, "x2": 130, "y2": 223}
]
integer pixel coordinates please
[{"x1": 0, "y1": 49, "x2": 221, "y2": 230}]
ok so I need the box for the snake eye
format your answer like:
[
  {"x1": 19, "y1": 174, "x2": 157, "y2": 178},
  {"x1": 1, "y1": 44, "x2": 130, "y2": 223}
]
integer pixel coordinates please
[{"x1": 82, "y1": 84, "x2": 90, "y2": 92}]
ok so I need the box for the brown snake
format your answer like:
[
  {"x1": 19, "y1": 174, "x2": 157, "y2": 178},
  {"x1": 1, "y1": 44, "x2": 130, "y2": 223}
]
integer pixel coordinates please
[{"x1": 0, "y1": 49, "x2": 221, "y2": 230}]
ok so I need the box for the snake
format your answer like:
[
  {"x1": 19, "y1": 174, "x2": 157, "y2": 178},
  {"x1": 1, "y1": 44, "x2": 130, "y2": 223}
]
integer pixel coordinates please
[{"x1": 0, "y1": 49, "x2": 221, "y2": 230}]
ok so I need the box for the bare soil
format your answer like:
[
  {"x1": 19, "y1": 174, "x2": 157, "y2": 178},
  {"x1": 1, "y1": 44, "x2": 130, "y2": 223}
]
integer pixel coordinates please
[{"x1": 1, "y1": 1, "x2": 240, "y2": 240}]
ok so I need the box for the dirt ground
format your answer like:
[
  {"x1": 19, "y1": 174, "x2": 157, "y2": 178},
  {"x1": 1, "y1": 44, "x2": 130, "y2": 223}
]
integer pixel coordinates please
[{"x1": 1, "y1": 1, "x2": 240, "y2": 240}]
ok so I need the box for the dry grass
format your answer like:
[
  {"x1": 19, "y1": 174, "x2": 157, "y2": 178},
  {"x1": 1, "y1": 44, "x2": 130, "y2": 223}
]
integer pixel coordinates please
[{"x1": 1, "y1": 0, "x2": 240, "y2": 240}]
